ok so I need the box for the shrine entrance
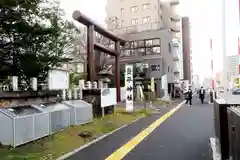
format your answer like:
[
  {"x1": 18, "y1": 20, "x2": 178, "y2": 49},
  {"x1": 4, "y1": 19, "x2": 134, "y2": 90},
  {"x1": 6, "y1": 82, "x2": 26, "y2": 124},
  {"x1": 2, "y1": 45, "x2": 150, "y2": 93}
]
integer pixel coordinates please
[{"x1": 72, "y1": 11, "x2": 126, "y2": 102}]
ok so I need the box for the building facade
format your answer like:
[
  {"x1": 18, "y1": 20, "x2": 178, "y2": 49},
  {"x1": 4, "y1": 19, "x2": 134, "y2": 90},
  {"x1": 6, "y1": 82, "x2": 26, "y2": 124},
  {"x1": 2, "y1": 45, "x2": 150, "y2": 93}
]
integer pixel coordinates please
[
  {"x1": 181, "y1": 17, "x2": 192, "y2": 83},
  {"x1": 192, "y1": 75, "x2": 200, "y2": 92},
  {"x1": 226, "y1": 55, "x2": 238, "y2": 81},
  {"x1": 105, "y1": 0, "x2": 182, "y2": 97}
]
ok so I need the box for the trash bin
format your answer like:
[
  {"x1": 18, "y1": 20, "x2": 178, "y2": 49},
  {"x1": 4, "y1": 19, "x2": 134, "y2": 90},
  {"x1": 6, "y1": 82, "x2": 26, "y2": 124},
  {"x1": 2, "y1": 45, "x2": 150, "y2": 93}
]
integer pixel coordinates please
[
  {"x1": 0, "y1": 105, "x2": 49, "y2": 147},
  {"x1": 33, "y1": 103, "x2": 71, "y2": 134},
  {"x1": 63, "y1": 100, "x2": 93, "y2": 126}
]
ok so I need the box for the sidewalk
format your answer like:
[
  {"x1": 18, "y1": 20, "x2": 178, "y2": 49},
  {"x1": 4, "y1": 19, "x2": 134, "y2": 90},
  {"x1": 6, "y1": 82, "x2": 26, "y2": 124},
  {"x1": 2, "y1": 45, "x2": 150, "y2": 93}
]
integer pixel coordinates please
[
  {"x1": 61, "y1": 104, "x2": 178, "y2": 160},
  {"x1": 59, "y1": 97, "x2": 214, "y2": 160},
  {"x1": 116, "y1": 99, "x2": 182, "y2": 110},
  {"x1": 124, "y1": 97, "x2": 214, "y2": 160}
]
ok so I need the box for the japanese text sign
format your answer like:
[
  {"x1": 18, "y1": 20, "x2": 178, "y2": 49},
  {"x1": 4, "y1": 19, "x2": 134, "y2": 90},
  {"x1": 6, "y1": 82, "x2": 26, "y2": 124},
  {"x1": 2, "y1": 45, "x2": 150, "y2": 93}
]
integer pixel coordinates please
[{"x1": 125, "y1": 64, "x2": 133, "y2": 112}]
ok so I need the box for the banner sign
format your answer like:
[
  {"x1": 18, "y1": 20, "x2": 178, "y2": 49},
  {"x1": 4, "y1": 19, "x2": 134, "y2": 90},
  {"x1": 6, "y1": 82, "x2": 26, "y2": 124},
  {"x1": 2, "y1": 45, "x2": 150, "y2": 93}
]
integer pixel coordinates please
[
  {"x1": 151, "y1": 77, "x2": 155, "y2": 92},
  {"x1": 101, "y1": 88, "x2": 117, "y2": 108},
  {"x1": 125, "y1": 65, "x2": 133, "y2": 112}
]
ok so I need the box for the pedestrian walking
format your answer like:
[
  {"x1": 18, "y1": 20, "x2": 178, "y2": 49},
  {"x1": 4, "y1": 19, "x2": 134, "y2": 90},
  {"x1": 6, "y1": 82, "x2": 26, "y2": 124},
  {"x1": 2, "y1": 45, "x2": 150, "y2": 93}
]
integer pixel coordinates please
[
  {"x1": 199, "y1": 86, "x2": 205, "y2": 104},
  {"x1": 185, "y1": 87, "x2": 192, "y2": 106}
]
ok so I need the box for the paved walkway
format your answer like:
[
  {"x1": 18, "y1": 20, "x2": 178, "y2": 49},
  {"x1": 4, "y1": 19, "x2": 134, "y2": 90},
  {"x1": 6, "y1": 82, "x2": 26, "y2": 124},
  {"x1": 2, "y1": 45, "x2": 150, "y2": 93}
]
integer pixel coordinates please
[
  {"x1": 63, "y1": 96, "x2": 214, "y2": 160},
  {"x1": 124, "y1": 97, "x2": 214, "y2": 160}
]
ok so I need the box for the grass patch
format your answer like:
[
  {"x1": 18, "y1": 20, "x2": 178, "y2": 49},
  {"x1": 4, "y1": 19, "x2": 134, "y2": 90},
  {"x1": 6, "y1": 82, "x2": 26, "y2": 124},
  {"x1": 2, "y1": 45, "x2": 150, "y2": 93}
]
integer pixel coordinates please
[
  {"x1": 152, "y1": 100, "x2": 170, "y2": 105},
  {"x1": 0, "y1": 108, "x2": 152, "y2": 160}
]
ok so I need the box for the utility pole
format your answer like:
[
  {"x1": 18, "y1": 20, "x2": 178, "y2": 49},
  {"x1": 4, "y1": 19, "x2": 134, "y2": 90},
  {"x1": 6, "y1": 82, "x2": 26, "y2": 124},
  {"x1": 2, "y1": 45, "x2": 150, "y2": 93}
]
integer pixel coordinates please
[
  {"x1": 238, "y1": 0, "x2": 240, "y2": 75},
  {"x1": 222, "y1": 0, "x2": 228, "y2": 92},
  {"x1": 210, "y1": 39, "x2": 214, "y2": 89}
]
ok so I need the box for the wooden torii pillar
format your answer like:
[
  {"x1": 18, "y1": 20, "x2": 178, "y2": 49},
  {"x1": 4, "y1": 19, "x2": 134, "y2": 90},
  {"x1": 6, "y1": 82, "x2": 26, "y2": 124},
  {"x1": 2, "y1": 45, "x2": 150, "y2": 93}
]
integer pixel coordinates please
[{"x1": 72, "y1": 11, "x2": 126, "y2": 102}]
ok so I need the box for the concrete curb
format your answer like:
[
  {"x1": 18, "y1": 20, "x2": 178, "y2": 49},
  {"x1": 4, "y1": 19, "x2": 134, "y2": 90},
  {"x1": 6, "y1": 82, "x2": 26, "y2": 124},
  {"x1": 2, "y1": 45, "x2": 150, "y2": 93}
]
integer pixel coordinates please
[
  {"x1": 210, "y1": 137, "x2": 221, "y2": 160},
  {"x1": 56, "y1": 100, "x2": 186, "y2": 160}
]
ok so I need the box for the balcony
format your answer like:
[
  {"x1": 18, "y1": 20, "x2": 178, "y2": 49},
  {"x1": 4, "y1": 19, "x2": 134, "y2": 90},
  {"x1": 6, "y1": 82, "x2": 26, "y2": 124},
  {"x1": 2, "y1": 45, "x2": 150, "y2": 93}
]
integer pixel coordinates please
[
  {"x1": 113, "y1": 21, "x2": 164, "y2": 35},
  {"x1": 173, "y1": 67, "x2": 180, "y2": 73},
  {"x1": 173, "y1": 63, "x2": 180, "y2": 73},
  {"x1": 172, "y1": 32, "x2": 181, "y2": 39},
  {"x1": 171, "y1": 15, "x2": 181, "y2": 22},
  {"x1": 170, "y1": 0, "x2": 179, "y2": 5},
  {"x1": 173, "y1": 51, "x2": 180, "y2": 60},
  {"x1": 171, "y1": 22, "x2": 180, "y2": 32}
]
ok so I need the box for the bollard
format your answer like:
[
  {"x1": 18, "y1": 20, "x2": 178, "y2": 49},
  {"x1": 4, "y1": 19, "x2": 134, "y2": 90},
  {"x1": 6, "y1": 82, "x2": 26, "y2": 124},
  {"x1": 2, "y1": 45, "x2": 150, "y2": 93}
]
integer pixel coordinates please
[
  {"x1": 92, "y1": 81, "x2": 97, "y2": 89},
  {"x1": 74, "y1": 88, "x2": 78, "y2": 99},
  {"x1": 62, "y1": 89, "x2": 66, "y2": 100},
  {"x1": 68, "y1": 90, "x2": 72, "y2": 100},
  {"x1": 12, "y1": 76, "x2": 18, "y2": 91},
  {"x1": 210, "y1": 91, "x2": 213, "y2": 103},
  {"x1": 31, "y1": 77, "x2": 37, "y2": 91}
]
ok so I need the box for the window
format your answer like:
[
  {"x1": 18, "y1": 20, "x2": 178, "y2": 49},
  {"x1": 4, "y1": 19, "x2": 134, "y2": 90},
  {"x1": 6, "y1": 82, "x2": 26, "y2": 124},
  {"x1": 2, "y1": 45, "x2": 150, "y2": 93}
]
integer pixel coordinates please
[
  {"x1": 168, "y1": 65, "x2": 170, "y2": 72},
  {"x1": 124, "y1": 50, "x2": 130, "y2": 56},
  {"x1": 151, "y1": 65, "x2": 160, "y2": 71},
  {"x1": 131, "y1": 18, "x2": 138, "y2": 25},
  {"x1": 168, "y1": 43, "x2": 171, "y2": 53},
  {"x1": 131, "y1": 6, "x2": 138, "y2": 12},
  {"x1": 143, "y1": 3, "x2": 150, "y2": 10},
  {"x1": 152, "y1": 47, "x2": 160, "y2": 54},
  {"x1": 121, "y1": 8, "x2": 124, "y2": 14},
  {"x1": 142, "y1": 16, "x2": 150, "y2": 24},
  {"x1": 145, "y1": 39, "x2": 153, "y2": 46},
  {"x1": 120, "y1": 20, "x2": 124, "y2": 26},
  {"x1": 153, "y1": 39, "x2": 160, "y2": 45}
]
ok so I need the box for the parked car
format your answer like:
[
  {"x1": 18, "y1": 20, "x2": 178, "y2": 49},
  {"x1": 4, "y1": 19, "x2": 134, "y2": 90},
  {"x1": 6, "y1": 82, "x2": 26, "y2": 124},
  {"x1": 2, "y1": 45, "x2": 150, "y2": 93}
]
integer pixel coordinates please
[{"x1": 232, "y1": 88, "x2": 240, "y2": 95}]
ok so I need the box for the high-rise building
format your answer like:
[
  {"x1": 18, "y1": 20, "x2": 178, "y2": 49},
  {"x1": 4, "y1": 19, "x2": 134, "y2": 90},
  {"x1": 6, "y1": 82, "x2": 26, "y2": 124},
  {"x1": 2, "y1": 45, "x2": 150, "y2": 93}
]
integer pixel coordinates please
[
  {"x1": 105, "y1": 0, "x2": 183, "y2": 97},
  {"x1": 226, "y1": 55, "x2": 238, "y2": 81},
  {"x1": 192, "y1": 75, "x2": 200, "y2": 92},
  {"x1": 105, "y1": 0, "x2": 181, "y2": 40},
  {"x1": 182, "y1": 17, "x2": 192, "y2": 83}
]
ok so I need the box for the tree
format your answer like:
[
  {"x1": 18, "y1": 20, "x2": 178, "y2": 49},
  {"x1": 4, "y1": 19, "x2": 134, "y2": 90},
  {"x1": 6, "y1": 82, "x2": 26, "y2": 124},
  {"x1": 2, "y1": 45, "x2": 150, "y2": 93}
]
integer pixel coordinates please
[{"x1": 0, "y1": 0, "x2": 74, "y2": 87}]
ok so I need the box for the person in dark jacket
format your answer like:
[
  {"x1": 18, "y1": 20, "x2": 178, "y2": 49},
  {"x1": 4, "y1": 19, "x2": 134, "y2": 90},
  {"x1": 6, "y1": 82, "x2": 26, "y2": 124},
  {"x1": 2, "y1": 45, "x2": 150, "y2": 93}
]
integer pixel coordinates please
[
  {"x1": 199, "y1": 86, "x2": 205, "y2": 104},
  {"x1": 185, "y1": 87, "x2": 192, "y2": 106}
]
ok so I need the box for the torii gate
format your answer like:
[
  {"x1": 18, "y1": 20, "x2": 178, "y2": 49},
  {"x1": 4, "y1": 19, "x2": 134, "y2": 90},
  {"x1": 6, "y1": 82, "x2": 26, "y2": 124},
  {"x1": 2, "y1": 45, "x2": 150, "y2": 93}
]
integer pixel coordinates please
[{"x1": 72, "y1": 11, "x2": 126, "y2": 102}]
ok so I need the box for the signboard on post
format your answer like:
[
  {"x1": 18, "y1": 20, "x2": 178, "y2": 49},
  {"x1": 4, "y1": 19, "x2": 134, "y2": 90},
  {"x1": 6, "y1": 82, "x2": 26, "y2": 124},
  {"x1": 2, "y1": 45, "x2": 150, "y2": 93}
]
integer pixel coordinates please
[
  {"x1": 125, "y1": 65, "x2": 133, "y2": 112},
  {"x1": 48, "y1": 69, "x2": 69, "y2": 90},
  {"x1": 151, "y1": 77, "x2": 155, "y2": 92},
  {"x1": 101, "y1": 88, "x2": 117, "y2": 108}
]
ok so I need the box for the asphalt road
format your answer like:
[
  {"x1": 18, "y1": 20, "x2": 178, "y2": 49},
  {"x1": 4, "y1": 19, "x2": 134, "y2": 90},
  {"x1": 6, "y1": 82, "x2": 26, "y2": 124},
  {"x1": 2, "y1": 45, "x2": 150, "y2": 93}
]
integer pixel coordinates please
[
  {"x1": 124, "y1": 97, "x2": 214, "y2": 160},
  {"x1": 64, "y1": 104, "x2": 177, "y2": 160},
  {"x1": 64, "y1": 96, "x2": 214, "y2": 160}
]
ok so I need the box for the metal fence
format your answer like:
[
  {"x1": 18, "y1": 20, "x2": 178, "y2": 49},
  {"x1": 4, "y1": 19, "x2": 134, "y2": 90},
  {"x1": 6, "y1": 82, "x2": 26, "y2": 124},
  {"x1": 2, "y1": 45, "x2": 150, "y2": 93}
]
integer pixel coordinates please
[
  {"x1": 214, "y1": 98, "x2": 240, "y2": 160},
  {"x1": 227, "y1": 106, "x2": 240, "y2": 160},
  {"x1": 0, "y1": 107, "x2": 49, "y2": 147},
  {"x1": 214, "y1": 99, "x2": 231, "y2": 160}
]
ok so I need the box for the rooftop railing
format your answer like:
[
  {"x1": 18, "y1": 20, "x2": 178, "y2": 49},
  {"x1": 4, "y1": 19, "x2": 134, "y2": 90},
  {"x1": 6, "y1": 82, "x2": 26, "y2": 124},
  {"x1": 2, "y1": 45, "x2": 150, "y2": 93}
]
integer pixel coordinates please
[{"x1": 113, "y1": 21, "x2": 165, "y2": 35}]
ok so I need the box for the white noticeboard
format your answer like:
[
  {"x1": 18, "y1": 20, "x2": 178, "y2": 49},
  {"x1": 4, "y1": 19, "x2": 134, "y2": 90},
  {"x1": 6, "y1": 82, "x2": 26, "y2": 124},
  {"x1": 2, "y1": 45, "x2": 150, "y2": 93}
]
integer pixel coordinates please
[
  {"x1": 125, "y1": 65, "x2": 134, "y2": 112},
  {"x1": 48, "y1": 69, "x2": 69, "y2": 90},
  {"x1": 101, "y1": 88, "x2": 117, "y2": 108}
]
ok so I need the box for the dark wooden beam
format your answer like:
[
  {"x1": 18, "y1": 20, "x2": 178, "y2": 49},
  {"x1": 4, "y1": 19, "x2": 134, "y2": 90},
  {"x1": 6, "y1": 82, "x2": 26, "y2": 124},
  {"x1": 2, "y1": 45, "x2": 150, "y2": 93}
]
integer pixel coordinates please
[
  {"x1": 115, "y1": 41, "x2": 121, "y2": 102},
  {"x1": 94, "y1": 43, "x2": 117, "y2": 56},
  {"x1": 87, "y1": 25, "x2": 95, "y2": 81},
  {"x1": 73, "y1": 11, "x2": 126, "y2": 46}
]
